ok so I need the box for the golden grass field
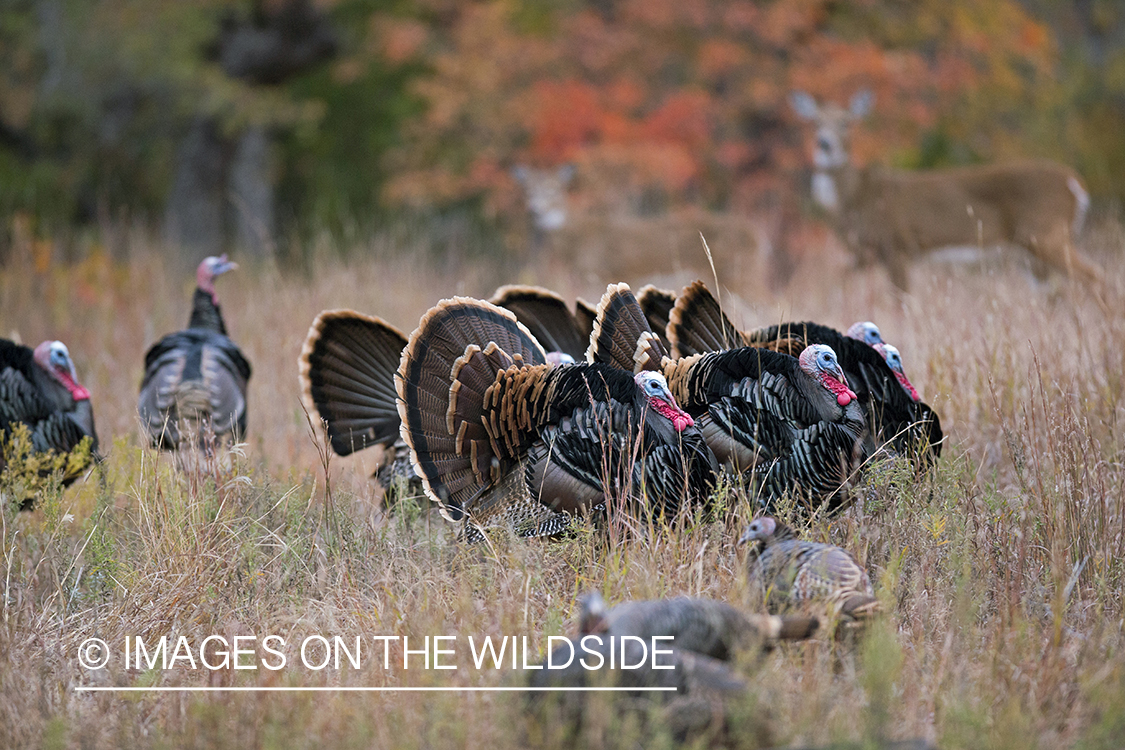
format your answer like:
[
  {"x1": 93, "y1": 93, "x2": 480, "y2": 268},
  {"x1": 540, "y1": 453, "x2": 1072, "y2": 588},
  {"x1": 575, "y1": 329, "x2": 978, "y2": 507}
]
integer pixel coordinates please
[{"x1": 2, "y1": 221, "x2": 1124, "y2": 749}]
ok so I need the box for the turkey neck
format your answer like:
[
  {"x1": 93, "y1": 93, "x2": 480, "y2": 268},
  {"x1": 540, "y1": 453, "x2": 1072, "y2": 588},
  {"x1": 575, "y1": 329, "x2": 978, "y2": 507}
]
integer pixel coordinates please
[
  {"x1": 30, "y1": 362, "x2": 78, "y2": 413},
  {"x1": 795, "y1": 366, "x2": 857, "y2": 422},
  {"x1": 188, "y1": 288, "x2": 228, "y2": 335}
]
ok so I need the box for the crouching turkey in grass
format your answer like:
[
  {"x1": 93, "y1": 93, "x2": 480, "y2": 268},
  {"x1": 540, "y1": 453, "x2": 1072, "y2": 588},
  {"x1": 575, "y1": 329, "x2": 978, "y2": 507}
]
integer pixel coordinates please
[
  {"x1": 138, "y1": 255, "x2": 251, "y2": 454},
  {"x1": 588, "y1": 283, "x2": 866, "y2": 515},
  {"x1": 527, "y1": 592, "x2": 819, "y2": 747},
  {"x1": 1, "y1": 339, "x2": 99, "y2": 509},
  {"x1": 740, "y1": 516, "x2": 880, "y2": 625},
  {"x1": 298, "y1": 310, "x2": 422, "y2": 502},
  {"x1": 669, "y1": 280, "x2": 942, "y2": 468},
  {"x1": 395, "y1": 295, "x2": 718, "y2": 539}
]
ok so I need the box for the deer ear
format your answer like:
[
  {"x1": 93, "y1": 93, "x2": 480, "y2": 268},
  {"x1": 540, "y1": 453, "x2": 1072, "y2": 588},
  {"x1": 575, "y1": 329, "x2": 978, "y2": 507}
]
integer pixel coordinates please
[
  {"x1": 789, "y1": 91, "x2": 819, "y2": 120},
  {"x1": 849, "y1": 89, "x2": 874, "y2": 119}
]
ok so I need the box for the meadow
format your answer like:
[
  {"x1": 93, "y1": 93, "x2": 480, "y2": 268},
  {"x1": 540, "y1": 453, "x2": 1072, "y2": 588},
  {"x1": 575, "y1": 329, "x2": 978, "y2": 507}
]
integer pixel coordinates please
[{"x1": 1, "y1": 221, "x2": 1124, "y2": 749}]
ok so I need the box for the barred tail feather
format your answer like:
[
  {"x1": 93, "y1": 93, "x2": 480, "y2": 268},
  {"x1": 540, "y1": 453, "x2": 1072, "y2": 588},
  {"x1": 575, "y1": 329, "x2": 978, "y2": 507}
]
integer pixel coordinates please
[
  {"x1": 490, "y1": 284, "x2": 588, "y2": 360},
  {"x1": 396, "y1": 298, "x2": 547, "y2": 520},
  {"x1": 636, "y1": 285, "x2": 676, "y2": 351},
  {"x1": 585, "y1": 283, "x2": 667, "y2": 373},
  {"x1": 667, "y1": 280, "x2": 748, "y2": 358},
  {"x1": 299, "y1": 310, "x2": 407, "y2": 456}
]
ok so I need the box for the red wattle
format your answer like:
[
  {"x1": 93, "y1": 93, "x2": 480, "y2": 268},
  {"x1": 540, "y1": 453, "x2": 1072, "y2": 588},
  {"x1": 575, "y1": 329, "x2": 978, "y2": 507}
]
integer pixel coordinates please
[
  {"x1": 895, "y1": 371, "x2": 920, "y2": 402},
  {"x1": 824, "y1": 377, "x2": 857, "y2": 408},
  {"x1": 652, "y1": 398, "x2": 694, "y2": 432},
  {"x1": 56, "y1": 370, "x2": 91, "y2": 401}
]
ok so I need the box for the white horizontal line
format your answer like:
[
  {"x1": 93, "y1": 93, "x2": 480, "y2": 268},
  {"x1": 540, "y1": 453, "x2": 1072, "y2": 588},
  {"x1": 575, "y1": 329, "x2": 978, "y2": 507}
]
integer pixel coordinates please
[{"x1": 75, "y1": 686, "x2": 677, "y2": 693}]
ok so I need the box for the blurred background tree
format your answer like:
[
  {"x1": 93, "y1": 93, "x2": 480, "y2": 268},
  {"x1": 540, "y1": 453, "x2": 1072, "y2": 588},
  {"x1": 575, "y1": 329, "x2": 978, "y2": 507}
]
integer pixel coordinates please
[{"x1": 0, "y1": 0, "x2": 1122, "y2": 263}]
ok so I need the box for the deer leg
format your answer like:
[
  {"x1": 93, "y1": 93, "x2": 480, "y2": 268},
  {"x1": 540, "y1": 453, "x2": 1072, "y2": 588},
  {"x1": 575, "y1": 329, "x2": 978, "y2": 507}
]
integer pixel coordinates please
[
  {"x1": 882, "y1": 245, "x2": 910, "y2": 293},
  {"x1": 1026, "y1": 226, "x2": 1103, "y2": 286}
]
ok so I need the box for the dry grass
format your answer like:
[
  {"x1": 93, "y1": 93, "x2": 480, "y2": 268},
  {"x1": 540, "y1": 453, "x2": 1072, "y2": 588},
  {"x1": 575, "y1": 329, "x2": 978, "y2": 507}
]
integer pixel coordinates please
[{"x1": 1, "y1": 221, "x2": 1124, "y2": 749}]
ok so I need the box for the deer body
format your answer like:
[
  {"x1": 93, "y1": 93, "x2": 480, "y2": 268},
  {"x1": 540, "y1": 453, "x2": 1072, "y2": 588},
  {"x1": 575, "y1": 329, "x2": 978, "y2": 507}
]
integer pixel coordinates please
[
  {"x1": 792, "y1": 91, "x2": 1099, "y2": 291},
  {"x1": 512, "y1": 163, "x2": 761, "y2": 288}
]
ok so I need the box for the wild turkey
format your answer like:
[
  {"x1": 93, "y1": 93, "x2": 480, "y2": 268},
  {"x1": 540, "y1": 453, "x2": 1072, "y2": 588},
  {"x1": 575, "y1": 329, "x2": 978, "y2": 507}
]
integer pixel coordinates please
[
  {"x1": 739, "y1": 515, "x2": 879, "y2": 622},
  {"x1": 845, "y1": 321, "x2": 884, "y2": 346},
  {"x1": 872, "y1": 343, "x2": 920, "y2": 402},
  {"x1": 576, "y1": 590, "x2": 818, "y2": 659},
  {"x1": 670, "y1": 280, "x2": 941, "y2": 466},
  {"x1": 1, "y1": 339, "x2": 99, "y2": 508},
  {"x1": 528, "y1": 590, "x2": 814, "y2": 747},
  {"x1": 298, "y1": 310, "x2": 420, "y2": 497},
  {"x1": 588, "y1": 283, "x2": 866, "y2": 514},
  {"x1": 490, "y1": 285, "x2": 588, "y2": 363},
  {"x1": 395, "y1": 294, "x2": 717, "y2": 538},
  {"x1": 138, "y1": 255, "x2": 251, "y2": 451},
  {"x1": 636, "y1": 285, "x2": 677, "y2": 351}
]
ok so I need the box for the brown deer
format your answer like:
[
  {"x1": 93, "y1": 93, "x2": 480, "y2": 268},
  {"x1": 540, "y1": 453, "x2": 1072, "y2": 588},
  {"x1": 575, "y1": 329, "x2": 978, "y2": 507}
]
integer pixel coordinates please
[
  {"x1": 790, "y1": 90, "x2": 1101, "y2": 292},
  {"x1": 510, "y1": 162, "x2": 763, "y2": 290}
]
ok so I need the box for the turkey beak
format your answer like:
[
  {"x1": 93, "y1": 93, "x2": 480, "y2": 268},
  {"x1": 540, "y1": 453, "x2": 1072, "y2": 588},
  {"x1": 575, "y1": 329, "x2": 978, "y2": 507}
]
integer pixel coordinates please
[
  {"x1": 215, "y1": 255, "x2": 239, "y2": 276},
  {"x1": 737, "y1": 527, "x2": 751, "y2": 545},
  {"x1": 658, "y1": 384, "x2": 680, "y2": 411}
]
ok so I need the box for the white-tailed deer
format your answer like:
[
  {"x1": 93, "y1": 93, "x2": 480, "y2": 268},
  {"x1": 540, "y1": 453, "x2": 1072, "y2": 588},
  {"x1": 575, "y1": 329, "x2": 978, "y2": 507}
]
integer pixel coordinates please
[
  {"x1": 510, "y1": 162, "x2": 762, "y2": 288},
  {"x1": 512, "y1": 164, "x2": 576, "y2": 258},
  {"x1": 790, "y1": 90, "x2": 1101, "y2": 291}
]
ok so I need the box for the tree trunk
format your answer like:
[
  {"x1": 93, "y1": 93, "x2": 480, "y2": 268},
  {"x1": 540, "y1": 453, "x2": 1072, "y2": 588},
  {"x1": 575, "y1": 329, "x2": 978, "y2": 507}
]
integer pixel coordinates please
[
  {"x1": 163, "y1": 117, "x2": 227, "y2": 259},
  {"x1": 230, "y1": 124, "x2": 274, "y2": 258}
]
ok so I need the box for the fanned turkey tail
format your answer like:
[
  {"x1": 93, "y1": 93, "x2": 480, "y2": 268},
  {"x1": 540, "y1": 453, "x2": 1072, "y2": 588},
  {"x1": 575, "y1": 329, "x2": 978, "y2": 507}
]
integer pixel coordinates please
[
  {"x1": 490, "y1": 285, "x2": 587, "y2": 360},
  {"x1": 667, "y1": 280, "x2": 747, "y2": 357},
  {"x1": 636, "y1": 285, "x2": 676, "y2": 351},
  {"x1": 396, "y1": 298, "x2": 548, "y2": 521},
  {"x1": 671, "y1": 281, "x2": 804, "y2": 357},
  {"x1": 585, "y1": 283, "x2": 667, "y2": 373},
  {"x1": 299, "y1": 310, "x2": 407, "y2": 457}
]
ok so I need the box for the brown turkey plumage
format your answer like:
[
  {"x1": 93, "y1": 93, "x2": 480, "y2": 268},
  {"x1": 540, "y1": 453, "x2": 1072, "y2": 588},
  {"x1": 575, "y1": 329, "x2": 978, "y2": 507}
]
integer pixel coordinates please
[
  {"x1": 396, "y1": 295, "x2": 717, "y2": 539},
  {"x1": 529, "y1": 590, "x2": 816, "y2": 747},
  {"x1": 489, "y1": 285, "x2": 588, "y2": 363},
  {"x1": 576, "y1": 590, "x2": 819, "y2": 658},
  {"x1": 740, "y1": 516, "x2": 880, "y2": 621},
  {"x1": 636, "y1": 284, "x2": 677, "y2": 351}
]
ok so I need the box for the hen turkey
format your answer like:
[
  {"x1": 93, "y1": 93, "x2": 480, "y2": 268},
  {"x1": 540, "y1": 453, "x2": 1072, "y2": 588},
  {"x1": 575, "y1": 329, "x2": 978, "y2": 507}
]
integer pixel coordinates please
[
  {"x1": 138, "y1": 255, "x2": 251, "y2": 451},
  {"x1": 740, "y1": 515, "x2": 879, "y2": 621}
]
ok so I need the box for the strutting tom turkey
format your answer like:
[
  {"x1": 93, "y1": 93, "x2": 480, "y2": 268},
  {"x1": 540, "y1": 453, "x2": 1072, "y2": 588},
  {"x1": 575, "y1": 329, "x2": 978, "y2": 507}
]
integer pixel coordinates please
[
  {"x1": 138, "y1": 255, "x2": 251, "y2": 452},
  {"x1": 587, "y1": 283, "x2": 867, "y2": 514},
  {"x1": 299, "y1": 309, "x2": 420, "y2": 498},
  {"x1": 395, "y1": 293, "x2": 718, "y2": 539},
  {"x1": 668, "y1": 280, "x2": 942, "y2": 468}
]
